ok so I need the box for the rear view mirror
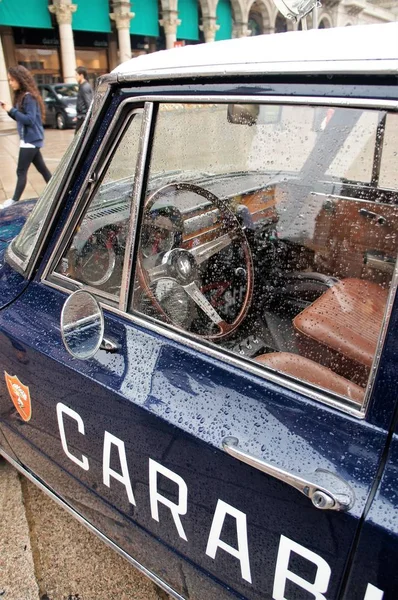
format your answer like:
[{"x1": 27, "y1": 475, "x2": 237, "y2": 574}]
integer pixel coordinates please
[
  {"x1": 227, "y1": 104, "x2": 282, "y2": 125},
  {"x1": 272, "y1": 0, "x2": 320, "y2": 21},
  {"x1": 227, "y1": 104, "x2": 259, "y2": 125}
]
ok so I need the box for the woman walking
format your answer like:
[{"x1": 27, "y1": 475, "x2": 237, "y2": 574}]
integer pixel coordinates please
[{"x1": 0, "y1": 65, "x2": 52, "y2": 209}]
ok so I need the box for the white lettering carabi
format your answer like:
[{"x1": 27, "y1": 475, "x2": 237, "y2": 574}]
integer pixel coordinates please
[
  {"x1": 103, "y1": 431, "x2": 136, "y2": 505},
  {"x1": 56, "y1": 402, "x2": 89, "y2": 470},
  {"x1": 273, "y1": 535, "x2": 331, "y2": 600},
  {"x1": 363, "y1": 583, "x2": 384, "y2": 600},
  {"x1": 206, "y1": 499, "x2": 252, "y2": 584},
  {"x1": 149, "y1": 459, "x2": 188, "y2": 541},
  {"x1": 56, "y1": 405, "x2": 387, "y2": 597}
]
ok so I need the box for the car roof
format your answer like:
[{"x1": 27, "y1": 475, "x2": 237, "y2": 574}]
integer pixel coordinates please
[
  {"x1": 113, "y1": 22, "x2": 398, "y2": 82},
  {"x1": 39, "y1": 83, "x2": 76, "y2": 86}
]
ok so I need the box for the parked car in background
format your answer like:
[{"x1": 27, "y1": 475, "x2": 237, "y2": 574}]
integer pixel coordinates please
[
  {"x1": 1, "y1": 22, "x2": 398, "y2": 600},
  {"x1": 38, "y1": 83, "x2": 78, "y2": 129}
]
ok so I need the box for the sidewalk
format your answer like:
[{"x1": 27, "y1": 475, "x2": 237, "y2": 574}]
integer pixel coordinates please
[
  {"x1": 0, "y1": 460, "x2": 39, "y2": 600},
  {"x1": 0, "y1": 458, "x2": 167, "y2": 600},
  {"x1": 0, "y1": 124, "x2": 74, "y2": 203}
]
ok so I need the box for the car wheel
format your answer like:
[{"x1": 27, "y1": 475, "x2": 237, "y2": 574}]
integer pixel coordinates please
[{"x1": 56, "y1": 113, "x2": 66, "y2": 130}]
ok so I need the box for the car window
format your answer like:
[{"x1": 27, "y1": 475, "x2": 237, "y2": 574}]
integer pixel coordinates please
[
  {"x1": 54, "y1": 84, "x2": 78, "y2": 98},
  {"x1": 380, "y1": 112, "x2": 398, "y2": 189},
  {"x1": 54, "y1": 109, "x2": 143, "y2": 297},
  {"x1": 130, "y1": 102, "x2": 398, "y2": 409},
  {"x1": 9, "y1": 126, "x2": 84, "y2": 271}
]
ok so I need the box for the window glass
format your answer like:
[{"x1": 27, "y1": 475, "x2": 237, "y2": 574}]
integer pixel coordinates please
[
  {"x1": 131, "y1": 103, "x2": 398, "y2": 407},
  {"x1": 40, "y1": 87, "x2": 49, "y2": 100},
  {"x1": 380, "y1": 113, "x2": 398, "y2": 189},
  {"x1": 54, "y1": 84, "x2": 78, "y2": 98},
  {"x1": 10, "y1": 126, "x2": 84, "y2": 269},
  {"x1": 54, "y1": 110, "x2": 143, "y2": 297}
]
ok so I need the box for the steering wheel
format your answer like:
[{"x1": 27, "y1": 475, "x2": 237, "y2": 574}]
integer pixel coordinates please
[{"x1": 137, "y1": 182, "x2": 254, "y2": 340}]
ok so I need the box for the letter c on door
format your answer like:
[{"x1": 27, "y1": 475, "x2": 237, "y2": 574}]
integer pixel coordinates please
[{"x1": 56, "y1": 402, "x2": 89, "y2": 471}]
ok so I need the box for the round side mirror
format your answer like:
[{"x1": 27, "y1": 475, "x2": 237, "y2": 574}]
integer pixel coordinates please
[
  {"x1": 272, "y1": 0, "x2": 319, "y2": 21},
  {"x1": 61, "y1": 290, "x2": 104, "y2": 360}
]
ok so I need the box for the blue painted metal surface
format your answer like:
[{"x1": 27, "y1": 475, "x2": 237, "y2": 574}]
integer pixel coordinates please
[
  {"x1": 0, "y1": 279, "x2": 393, "y2": 599},
  {"x1": 0, "y1": 199, "x2": 35, "y2": 307},
  {"x1": 342, "y1": 426, "x2": 398, "y2": 599}
]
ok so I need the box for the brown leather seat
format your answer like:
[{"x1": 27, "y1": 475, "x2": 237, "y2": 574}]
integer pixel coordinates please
[
  {"x1": 255, "y1": 352, "x2": 364, "y2": 404},
  {"x1": 293, "y1": 278, "x2": 388, "y2": 384}
]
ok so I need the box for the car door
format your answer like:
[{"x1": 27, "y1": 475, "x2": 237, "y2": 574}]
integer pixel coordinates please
[
  {"x1": 0, "y1": 94, "x2": 397, "y2": 600},
  {"x1": 341, "y1": 415, "x2": 398, "y2": 600}
]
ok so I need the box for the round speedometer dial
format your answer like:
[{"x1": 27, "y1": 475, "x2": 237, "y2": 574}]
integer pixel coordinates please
[{"x1": 141, "y1": 205, "x2": 183, "y2": 258}]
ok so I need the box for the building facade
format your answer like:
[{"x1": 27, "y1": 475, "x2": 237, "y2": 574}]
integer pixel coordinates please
[{"x1": 0, "y1": 0, "x2": 397, "y2": 120}]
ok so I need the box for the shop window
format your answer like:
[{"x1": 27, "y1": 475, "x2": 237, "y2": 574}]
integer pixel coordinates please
[
  {"x1": 76, "y1": 49, "x2": 108, "y2": 87},
  {"x1": 15, "y1": 47, "x2": 61, "y2": 84}
]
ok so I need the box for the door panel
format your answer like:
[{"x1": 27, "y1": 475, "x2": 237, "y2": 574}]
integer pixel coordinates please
[
  {"x1": 0, "y1": 281, "x2": 391, "y2": 599},
  {"x1": 342, "y1": 429, "x2": 398, "y2": 599}
]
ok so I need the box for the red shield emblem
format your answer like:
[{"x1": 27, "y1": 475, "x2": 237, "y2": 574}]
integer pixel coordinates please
[{"x1": 5, "y1": 372, "x2": 32, "y2": 422}]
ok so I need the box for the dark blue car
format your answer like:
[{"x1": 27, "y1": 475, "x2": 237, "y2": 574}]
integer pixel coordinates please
[
  {"x1": 39, "y1": 83, "x2": 78, "y2": 129},
  {"x1": 0, "y1": 22, "x2": 397, "y2": 600}
]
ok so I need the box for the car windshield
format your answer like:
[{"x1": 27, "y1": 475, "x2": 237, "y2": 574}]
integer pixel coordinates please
[{"x1": 54, "y1": 84, "x2": 78, "y2": 97}]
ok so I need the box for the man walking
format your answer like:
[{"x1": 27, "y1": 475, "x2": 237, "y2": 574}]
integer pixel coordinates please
[{"x1": 75, "y1": 66, "x2": 93, "y2": 132}]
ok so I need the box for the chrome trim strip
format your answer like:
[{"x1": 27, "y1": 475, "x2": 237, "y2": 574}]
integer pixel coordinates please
[
  {"x1": 116, "y1": 94, "x2": 398, "y2": 111},
  {"x1": 42, "y1": 275, "x2": 364, "y2": 418},
  {"x1": 49, "y1": 273, "x2": 119, "y2": 305},
  {"x1": 0, "y1": 448, "x2": 185, "y2": 600},
  {"x1": 311, "y1": 191, "x2": 396, "y2": 203},
  {"x1": 116, "y1": 59, "x2": 398, "y2": 82},
  {"x1": 41, "y1": 100, "x2": 145, "y2": 283},
  {"x1": 54, "y1": 272, "x2": 83, "y2": 288},
  {"x1": 120, "y1": 102, "x2": 154, "y2": 312}
]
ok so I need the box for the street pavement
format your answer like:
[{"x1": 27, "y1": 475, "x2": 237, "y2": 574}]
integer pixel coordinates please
[{"x1": 0, "y1": 123, "x2": 170, "y2": 600}]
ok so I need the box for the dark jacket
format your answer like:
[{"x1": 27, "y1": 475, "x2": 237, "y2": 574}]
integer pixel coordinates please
[
  {"x1": 8, "y1": 93, "x2": 45, "y2": 148},
  {"x1": 76, "y1": 80, "x2": 93, "y2": 120}
]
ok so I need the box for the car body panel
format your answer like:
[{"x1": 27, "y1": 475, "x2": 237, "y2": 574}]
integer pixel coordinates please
[
  {"x1": 0, "y1": 280, "x2": 392, "y2": 599},
  {"x1": 342, "y1": 422, "x2": 398, "y2": 599},
  {"x1": 0, "y1": 200, "x2": 36, "y2": 307}
]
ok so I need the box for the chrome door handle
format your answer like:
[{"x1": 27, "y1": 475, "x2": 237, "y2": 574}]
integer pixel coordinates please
[
  {"x1": 222, "y1": 436, "x2": 355, "y2": 512},
  {"x1": 358, "y1": 208, "x2": 387, "y2": 226}
]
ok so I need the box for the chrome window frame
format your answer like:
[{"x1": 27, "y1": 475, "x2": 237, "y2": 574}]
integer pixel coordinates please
[
  {"x1": 43, "y1": 93, "x2": 398, "y2": 419},
  {"x1": 43, "y1": 100, "x2": 150, "y2": 305}
]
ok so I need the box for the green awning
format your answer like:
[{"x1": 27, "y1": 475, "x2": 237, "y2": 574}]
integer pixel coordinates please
[
  {"x1": 215, "y1": 0, "x2": 232, "y2": 41},
  {"x1": 0, "y1": 0, "x2": 52, "y2": 29},
  {"x1": 177, "y1": 0, "x2": 199, "y2": 41},
  {"x1": 72, "y1": 0, "x2": 111, "y2": 33},
  {"x1": 130, "y1": 0, "x2": 159, "y2": 37}
]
